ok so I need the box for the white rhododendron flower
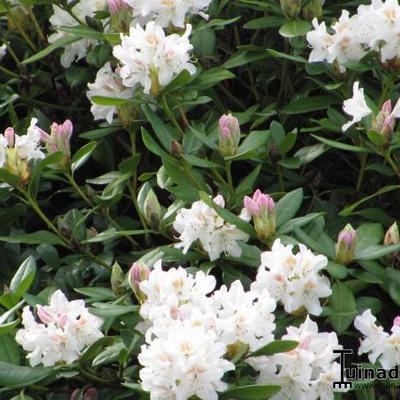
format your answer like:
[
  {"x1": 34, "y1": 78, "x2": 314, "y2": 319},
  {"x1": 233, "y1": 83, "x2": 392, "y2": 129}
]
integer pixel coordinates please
[
  {"x1": 139, "y1": 324, "x2": 234, "y2": 400},
  {"x1": 113, "y1": 21, "x2": 196, "y2": 94},
  {"x1": 355, "y1": 309, "x2": 400, "y2": 369},
  {"x1": 0, "y1": 118, "x2": 45, "y2": 167},
  {"x1": 306, "y1": 19, "x2": 334, "y2": 64},
  {"x1": 137, "y1": 264, "x2": 234, "y2": 399},
  {"x1": 342, "y1": 82, "x2": 373, "y2": 131},
  {"x1": 252, "y1": 239, "x2": 331, "y2": 315},
  {"x1": 212, "y1": 280, "x2": 276, "y2": 351},
  {"x1": 248, "y1": 316, "x2": 345, "y2": 400},
  {"x1": 15, "y1": 290, "x2": 103, "y2": 366},
  {"x1": 48, "y1": 0, "x2": 107, "y2": 67},
  {"x1": 307, "y1": 1, "x2": 400, "y2": 70},
  {"x1": 123, "y1": 0, "x2": 212, "y2": 28},
  {"x1": 138, "y1": 261, "x2": 217, "y2": 336},
  {"x1": 87, "y1": 62, "x2": 134, "y2": 124},
  {"x1": 173, "y1": 195, "x2": 249, "y2": 261}
]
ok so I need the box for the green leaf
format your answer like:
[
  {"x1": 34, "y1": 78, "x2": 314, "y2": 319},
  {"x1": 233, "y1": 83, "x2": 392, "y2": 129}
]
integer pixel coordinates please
[
  {"x1": 0, "y1": 362, "x2": 55, "y2": 388},
  {"x1": 191, "y1": 26, "x2": 216, "y2": 56},
  {"x1": 90, "y1": 96, "x2": 129, "y2": 106},
  {"x1": 282, "y1": 96, "x2": 337, "y2": 114},
  {"x1": 266, "y1": 49, "x2": 308, "y2": 63},
  {"x1": 250, "y1": 340, "x2": 299, "y2": 357},
  {"x1": 57, "y1": 25, "x2": 105, "y2": 41},
  {"x1": 244, "y1": 16, "x2": 287, "y2": 29},
  {"x1": 0, "y1": 168, "x2": 20, "y2": 187},
  {"x1": 355, "y1": 223, "x2": 384, "y2": 254},
  {"x1": 294, "y1": 226, "x2": 335, "y2": 258},
  {"x1": 236, "y1": 130, "x2": 271, "y2": 155},
  {"x1": 279, "y1": 20, "x2": 311, "y2": 38},
  {"x1": 71, "y1": 141, "x2": 97, "y2": 173},
  {"x1": 220, "y1": 385, "x2": 281, "y2": 400},
  {"x1": 326, "y1": 261, "x2": 348, "y2": 280},
  {"x1": 339, "y1": 185, "x2": 400, "y2": 216},
  {"x1": 276, "y1": 188, "x2": 303, "y2": 228},
  {"x1": 0, "y1": 334, "x2": 20, "y2": 364},
  {"x1": 0, "y1": 231, "x2": 63, "y2": 245},
  {"x1": 235, "y1": 165, "x2": 262, "y2": 198},
  {"x1": 355, "y1": 243, "x2": 400, "y2": 260},
  {"x1": 328, "y1": 282, "x2": 357, "y2": 334},
  {"x1": 89, "y1": 303, "x2": 139, "y2": 318},
  {"x1": 367, "y1": 130, "x2": 386, "y2": 146},
  {"x1": 144, "y1": 105, "x2": 177, "y2": 151},
  {"x1": 312, "y1": 134, "x2": 373, "y2": 154},
  {"x1": 10, "y1": 256, "x2": 36, "y2": 298},
  {"x1": 22, "y1": 36, "x2": 80, "y2": 64},
  {"x1": 277, "y1": 212, "x2": 324, "y2": 235},
  {"x1": 278, "y1": 131, "x2": 297, "y2": 155},
  {"x1": 29, "y1": 152, "x2": 63, "y2": 198}
]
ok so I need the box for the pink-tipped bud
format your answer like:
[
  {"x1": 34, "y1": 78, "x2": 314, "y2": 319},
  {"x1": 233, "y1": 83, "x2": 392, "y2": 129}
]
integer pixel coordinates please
[
  {"x1": 335, "y1": 224, "x2": 357, "y2": 265},
  {"x1": 244, "y1": 190, "x2": 276, "y2": 241},
  {"x1": 108, "y1": 0, "x2": 127, "y2": 15},
  {"x1": 108, "y1": 0, "x2": 132, "y2": 32},
  {"x1": 218, "y1": 114, "x2": 241, "y2": 158},
  {"x1": 43, "y1": 119, "x2": 73, "y2": 169},
  {"x1": 37, "y1": 305, "x2": 54, "y2": 325},
  {"x1": 372, "y1": 100, "x2": 396, "y2": 142},
  {"x1": 4, "y1": 127, "x2": 15, "y2": 147},
  {"x1": 382, "y1": 99, "x2": 392, "y2": 114},
  {"x1": 128, "y1": 262, "x2": 150, "y2": 303}
]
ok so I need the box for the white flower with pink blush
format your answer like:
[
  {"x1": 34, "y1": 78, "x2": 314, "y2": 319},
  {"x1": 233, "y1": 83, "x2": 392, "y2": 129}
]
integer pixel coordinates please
[
  {"x1": 252, "y1": 239, "x2": 331, "y2": 315},
  {"x1": 248, "y1": 316, "x2": 345, "y2": 400},
  {"x1": 15, "y1": 290, "x2": 103, "y2": 366},
  {"x1": 173, "y1": 195, "x2": 249, "y2": 261},
  {"x1": 354, "y1": 309, "x2": 400, "y2": 369}
]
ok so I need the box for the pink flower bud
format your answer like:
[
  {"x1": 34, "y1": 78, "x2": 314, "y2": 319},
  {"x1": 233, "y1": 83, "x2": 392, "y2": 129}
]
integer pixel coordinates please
[
  {"x1": 42, "y1": 119, "x2": 73, "y2": 168},
  {"x1": 382, "y1": 99, "x2": 392, "y2": 114},
  {"x1": 4, "y1": 127, "x2": 15, "y2": 147},
  {"x1": 244, "y1": 196, "x2": 260, "y2": 216},
  {"x1": 335, "y1": 224, "x2": 357, "y2": 265},
  {"x1": 244, "y1": 190, "x2": 276, "y2": 241},
  {"x1": 218, "y1": 114, "x2": 241, "y2": 157},
  {"x1": 394, "y1": 316, "x2": 400, "y2": 327},
  {"x1": 108, "y1": 0, "x2": 127, "y2": 16},
  {"x1": 37, "y1": 305, "x2": 54, "y2": 325}
]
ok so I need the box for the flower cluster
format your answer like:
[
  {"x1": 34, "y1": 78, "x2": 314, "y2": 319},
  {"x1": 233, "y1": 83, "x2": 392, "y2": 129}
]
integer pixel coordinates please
[
  {"x1": 137, "y1": 261, "x2": 235, "y2": 400},
  {"x1": 355, "y1": 309, "x2": 400, "y2": 370},
  {"x1": 0, "y1": 118, "x2": 44, "y2": 167},
  {"x1": 136, "y1": 259, "x2": 340, "y2": 400},
  {"x1": 307, "y1": 0, "x2": 400, "y2": 72},
  {"x1": 252, "y1": 239, "x2": 332, "y2": 315},
  {"x1": 248, "y1": 316, "x2": 344, "y2": 400},
  {"x1": 48, "y1": 1, "x2": 108, "y2": 67},
  {"x1": 16, "y1": 290, "x2": 103, "y2": 367},
  {"x1": 173, "y1": 195, "x2": 249, "y2": 261},
  {"x1": 122, "y1": 0, "x2": 212, "y2": 28},
  {"x1": 112, "y1": 22, "x2": 195, "y2": 95},
  {"x1": 0, "y1": 118, "x2": 74, "y2": 182}
]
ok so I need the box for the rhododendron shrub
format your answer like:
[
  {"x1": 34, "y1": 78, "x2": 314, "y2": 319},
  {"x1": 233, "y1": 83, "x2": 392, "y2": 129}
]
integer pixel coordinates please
[{"x1": 0, "y1": 0, "x2": 400, "y2": 399}]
